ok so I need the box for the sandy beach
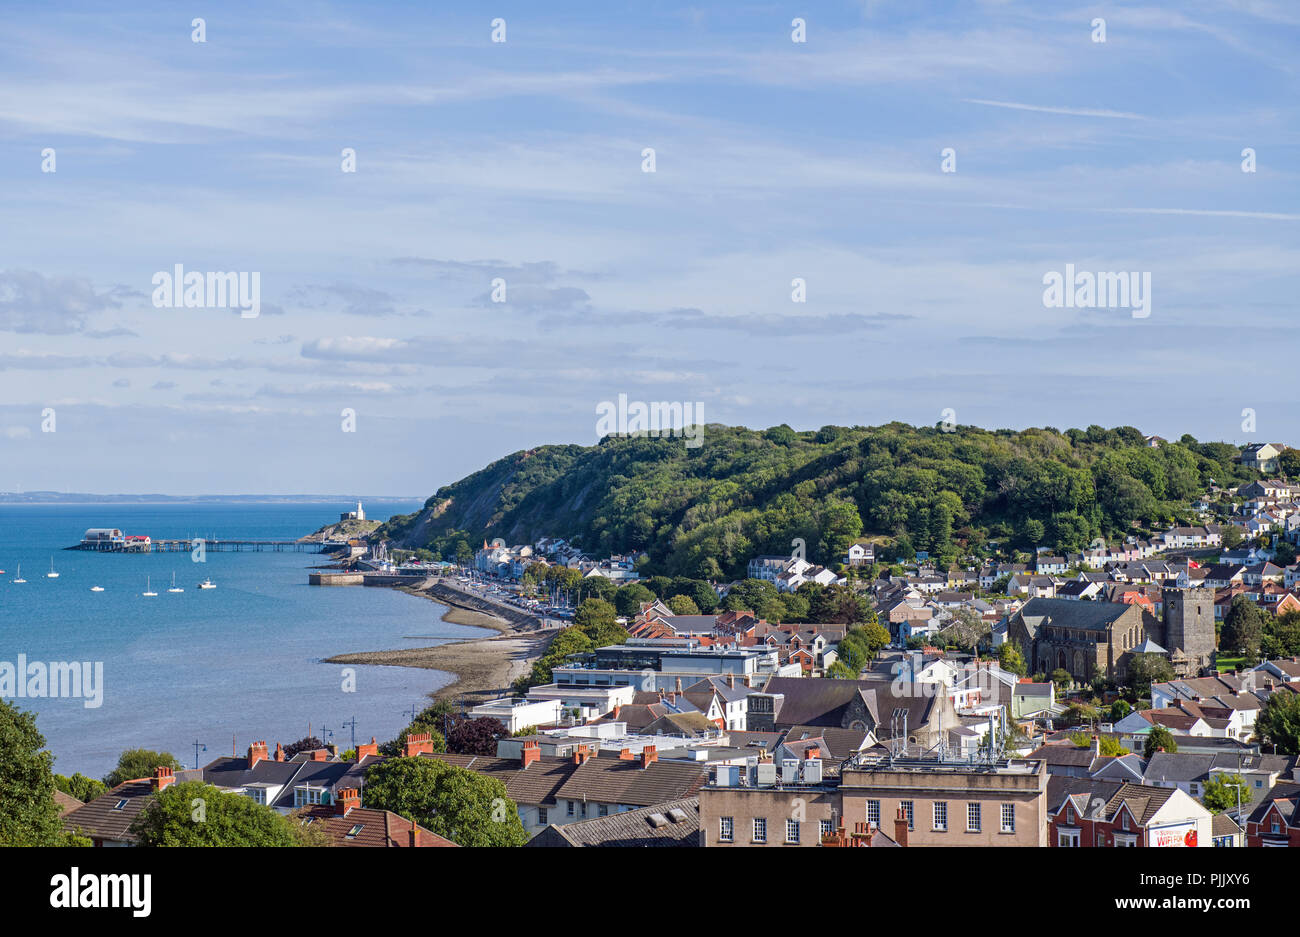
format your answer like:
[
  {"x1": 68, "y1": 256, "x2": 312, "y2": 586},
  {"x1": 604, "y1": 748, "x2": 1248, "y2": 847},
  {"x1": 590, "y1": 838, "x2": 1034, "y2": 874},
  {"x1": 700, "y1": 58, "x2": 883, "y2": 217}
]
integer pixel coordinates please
[{"x1": 324, "y1": 578, "x2": 554, "y2": 704}]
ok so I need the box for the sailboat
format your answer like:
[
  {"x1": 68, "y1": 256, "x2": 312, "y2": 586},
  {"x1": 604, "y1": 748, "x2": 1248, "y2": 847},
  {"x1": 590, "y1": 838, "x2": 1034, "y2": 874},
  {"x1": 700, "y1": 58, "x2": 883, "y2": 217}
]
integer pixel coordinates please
[
  {"x1": 13, "y1": 564, "x2": 26, "y2": 584},
  {"x1": 90, "y1": 585, "x2": 105, "y2": 592},
  {"x1": 46, "y1": 557, "x2": 59, "y2": 579},
  {"x1": 167, "y1": 572, "x2": 184, "y2": 594},
  {"x1": 197, "y1": 577, "x2": 216, "y2": 590},
  {"x1": 142, "y1": 576, "x2": 158, "y2": 597}
]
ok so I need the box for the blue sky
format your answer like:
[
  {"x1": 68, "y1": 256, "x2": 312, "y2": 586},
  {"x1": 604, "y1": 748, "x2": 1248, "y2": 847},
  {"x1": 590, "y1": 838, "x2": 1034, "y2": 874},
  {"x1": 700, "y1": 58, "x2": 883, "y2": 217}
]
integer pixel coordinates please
[{"x1": 0, "y1": 0, "x2": 1296, "y2": 494}]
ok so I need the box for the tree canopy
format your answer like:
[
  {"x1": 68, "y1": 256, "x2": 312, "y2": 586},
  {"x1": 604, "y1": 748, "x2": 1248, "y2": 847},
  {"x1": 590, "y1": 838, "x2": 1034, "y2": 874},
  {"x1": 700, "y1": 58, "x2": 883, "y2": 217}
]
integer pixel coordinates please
[
  {"x1": 0, "y1": 701, "x2": 67, "y2": 846},
  {"x1": 129, "y1": 780, "x2": 308, "y2": 846},
  {"x1": 363, "y1": 756, "x2": 528, "y2": 847},
  {"x1": 104, "y1": 748, "x2": 182, "y2": 787}
]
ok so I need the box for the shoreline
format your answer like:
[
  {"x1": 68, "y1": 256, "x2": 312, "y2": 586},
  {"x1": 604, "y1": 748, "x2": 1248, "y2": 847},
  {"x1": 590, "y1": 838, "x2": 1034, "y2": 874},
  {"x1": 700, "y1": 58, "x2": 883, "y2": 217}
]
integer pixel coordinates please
[{"x1": 324, "y1": 577, "x2": 555, "y2": 704}]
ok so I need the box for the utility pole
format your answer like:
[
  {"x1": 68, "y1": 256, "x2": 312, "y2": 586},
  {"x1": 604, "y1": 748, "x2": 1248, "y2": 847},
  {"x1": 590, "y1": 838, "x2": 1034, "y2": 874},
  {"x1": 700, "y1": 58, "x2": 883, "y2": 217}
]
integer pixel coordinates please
[
  {"x1": 341, "y1": 715, "x2": 358, "y2": 750},
  {"x1": 192, "y1": 740, "x2": 207, "y2": 770}
]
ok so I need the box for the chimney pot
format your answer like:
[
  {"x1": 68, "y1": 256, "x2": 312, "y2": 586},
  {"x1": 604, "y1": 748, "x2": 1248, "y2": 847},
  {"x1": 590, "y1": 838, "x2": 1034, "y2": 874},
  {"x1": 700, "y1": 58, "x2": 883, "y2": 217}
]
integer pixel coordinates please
[
  {"x1": 521, "y1": 739, "x2": 541, "y2": 769},
  {"x1": 274, "y1": 742, "x2": 284, "y2": 762},
  {"x1": 152, "y1": 765, "x2": 175, "y2": 791},
  {"x1": 640, "y1": 745, "x2": 658, "y2": 769},
  {"x1": 336, "y1": 787, "x2": 360, "y2": 816}
]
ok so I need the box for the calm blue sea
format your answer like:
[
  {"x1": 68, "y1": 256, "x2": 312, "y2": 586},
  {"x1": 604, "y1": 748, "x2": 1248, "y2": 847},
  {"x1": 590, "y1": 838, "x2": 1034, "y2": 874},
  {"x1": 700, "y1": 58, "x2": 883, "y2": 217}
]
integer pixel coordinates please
[{"x1": 0, "y1": 502, "x2": 483, "y2": 778}]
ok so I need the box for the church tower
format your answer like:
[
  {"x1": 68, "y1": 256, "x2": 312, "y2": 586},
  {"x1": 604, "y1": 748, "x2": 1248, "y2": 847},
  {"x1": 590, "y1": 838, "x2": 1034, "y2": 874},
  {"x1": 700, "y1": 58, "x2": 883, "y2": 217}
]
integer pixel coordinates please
[{"x1": 1162, "y1": 586, "x2": 1215, "y2": 674}]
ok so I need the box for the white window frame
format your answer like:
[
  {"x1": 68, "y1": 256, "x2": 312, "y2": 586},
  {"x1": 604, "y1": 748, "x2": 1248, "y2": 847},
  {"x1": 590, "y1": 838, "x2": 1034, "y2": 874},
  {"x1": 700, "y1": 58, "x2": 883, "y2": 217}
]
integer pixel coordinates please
[
  {"x1": 785, "y1": 818, "x2": 800, "y2": 844},
  {"x1": 933, "y1": 801, "x2": 947, "y2": 832},
  {"x1": 719, "y1": 816, "x2": 734, "y2": 843},
  {"x1": 1000, "y1": 803, "x2": 1015, "y2": 833}
]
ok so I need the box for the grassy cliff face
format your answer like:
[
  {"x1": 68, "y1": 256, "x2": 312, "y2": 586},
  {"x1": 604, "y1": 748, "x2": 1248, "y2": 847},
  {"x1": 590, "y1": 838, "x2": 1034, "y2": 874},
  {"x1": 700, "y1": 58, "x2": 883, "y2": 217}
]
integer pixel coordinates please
[{"x1": 376, "y1": 423, "x2": 1253, "y2": 577}]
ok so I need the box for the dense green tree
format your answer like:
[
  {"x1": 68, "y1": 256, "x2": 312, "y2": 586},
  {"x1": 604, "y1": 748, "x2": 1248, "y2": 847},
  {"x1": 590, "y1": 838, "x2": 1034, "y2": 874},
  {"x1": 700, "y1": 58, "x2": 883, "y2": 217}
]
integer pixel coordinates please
[
  {"x1": 282, "y1": 737, "x2": 329, "y2": 759},
  {"x1": 129, "y1": 780, "x2": 307, "y2": 846},
  {"x1": 54, "y1": 772, "x2": 107, "y2": 804},
  {"x1": 573, "y1": 598, "x2": 617, "y2": 633},
  {"x1": 104, "y1": 748, "x2": 182, "y2": 787},
  {"x1": 1221, "y1": 596, "x2": 1266, "y2": 658},
  {"x1": 363, "y1": 756, "x2": 528, "y2": 847},
  {"x1": 1200, "y1": 773, "x2": 1250, "y2": 814},
  {"x1": 1051, "y1": 668, "x2": 1073, "y2": 691},
  {"x1": 0, "y1": 701, "x2": 66, "y2": 846},
  {"x1": 1278, "y1": 448, "x2": 1300, "y2": 480},
  {"x1": 998, "y1": 641, "x2": 1028, "y2": 677},
  {"x1": 1264, "y1": 611, "x2": 1300, "y2": 659},
  {"x1": 1255, "y1": 690, "x2": 1300, "y2": 755},
  {"x1": 666, "y1": 594, "x2": 700, "y2": 615},
  {"x1": 1144, "y1": 726, "x2": 1179, "y2": 757},
  {"x1": 614, "y1": 583, "x2": 655, "y2": 617},
  {"x1": 1127, "y1": 653, "x2": 1174, "y2": 698}
]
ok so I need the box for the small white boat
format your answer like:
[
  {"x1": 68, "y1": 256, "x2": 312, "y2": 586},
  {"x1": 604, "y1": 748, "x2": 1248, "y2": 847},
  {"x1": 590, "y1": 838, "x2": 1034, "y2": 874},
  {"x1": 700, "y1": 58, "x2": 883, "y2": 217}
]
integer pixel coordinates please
[
  {"x1": 142, "y1": 576, "x2": 158, "y2": 597},
  {"x1": 167, "y1": 572, "x2": 184, "y2": 594},
  {"x1": 90, "y1": 585, "x2": 105, "y2": 592},
  {"x1": 197, "y1": 578, "x2": 216, "y2": 590},
  {"x1": 13, "y1": 565, "x2": 26, "y2": 584},
  {"x1": 46, "y1": 557, "x2": 59, "y2": 579}
]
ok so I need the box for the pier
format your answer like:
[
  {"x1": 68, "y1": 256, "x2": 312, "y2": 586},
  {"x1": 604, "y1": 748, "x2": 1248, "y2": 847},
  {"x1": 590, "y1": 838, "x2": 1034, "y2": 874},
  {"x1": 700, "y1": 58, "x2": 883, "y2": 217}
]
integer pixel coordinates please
[{"x1": 69, "y1": 537, "x2": 342, "y2": 554}]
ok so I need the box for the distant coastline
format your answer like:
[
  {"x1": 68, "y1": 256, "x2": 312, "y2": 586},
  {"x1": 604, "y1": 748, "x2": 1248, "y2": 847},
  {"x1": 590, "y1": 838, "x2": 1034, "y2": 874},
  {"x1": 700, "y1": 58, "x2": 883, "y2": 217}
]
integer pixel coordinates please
[{"x1": 0, "y1": 493, "x2": 422, "y2": 504}]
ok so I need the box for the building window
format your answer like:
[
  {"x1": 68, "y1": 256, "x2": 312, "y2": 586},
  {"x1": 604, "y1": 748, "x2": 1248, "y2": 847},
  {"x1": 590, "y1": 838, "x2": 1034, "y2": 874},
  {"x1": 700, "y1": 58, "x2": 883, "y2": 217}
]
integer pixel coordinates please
[
  {"x1": 598, "y1": 804, "x2": 609, "y2": 817},
  {"x1": 719, "y1": 817, "x2": 734, "y2": 843},
  {"x1": 900, "y1": 800, "x2": 914, "y2": 831},
  {"x1": 1001, "y1": 803, "x2": 1015, "y2": 833},
  {"x1": 819, "y1": 819, "x2": 833, "y2": 840},
  {"x1": 567, "y1": 801, "x2": 575, "y2": 817},
  {"x1": 245, "y1": 788, "x2": 266, "y2": 805},
  {"x1": 933, "y1": 802, "x2": 947, "y2": 832},
  {"x1": 538, "y1": 807, "x2": 548, "y2": 826},
  {"x1": 753, "y1": 818, "x2": 767, "y2": 844},
  {"x1": 1059, "y1": 829, "x2": 1080, "y2": 847},
  {"x1": 1272, "y1": 818, "x2": 1281, "y2": 834},
  {"x1": 1188, "y1": 784, "x2": 1199, "y2": 797},
  {"x1": 967, "y1": 802, "x2": 981, "y2": 833},
  {"x1": 294, "y1": 787, "x2": 324, "y2": 808},
  {"x1": 1121, "y1": 812, "x2": 1130, "y2": 831},
  {"x1": 786, "y1": 819, "x2": 800, "y2": 844},
  {"x1": 866, "y1": 799, "x2": 881, "y2": 827}
]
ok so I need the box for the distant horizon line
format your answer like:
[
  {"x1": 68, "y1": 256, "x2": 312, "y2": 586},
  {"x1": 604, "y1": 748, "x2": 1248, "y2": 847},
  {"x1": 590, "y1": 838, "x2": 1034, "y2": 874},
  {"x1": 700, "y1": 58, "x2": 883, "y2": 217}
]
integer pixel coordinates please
[{"x1": 0, "y1": 493, "x2": 425, "y2": 503}]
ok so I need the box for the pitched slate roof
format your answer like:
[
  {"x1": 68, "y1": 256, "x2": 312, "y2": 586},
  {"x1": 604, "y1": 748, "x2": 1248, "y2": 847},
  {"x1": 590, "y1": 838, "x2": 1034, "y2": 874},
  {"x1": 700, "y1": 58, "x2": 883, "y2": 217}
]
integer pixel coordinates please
[
  {"x1": 525, "y1": 798, "x2": 700, "y2": 847},
  {"x1": 552, "y1": 754, "x2": 707, "y2": 807},
  {"x1": 420, "y1": 752, "x2": 574, "y2": 807},
  {"x1": 1246, "y1": 781, "x2": 1300, "y2": 827},
  {"x1": 297, "y1": 805, "x2": 457, "y2": 847},
  {"x1": 1013, "y1": 597, "x2": 1142, "y2": 636},
  {"x1": 61, "y1": 780, "x2": 154, "y2": 843}
]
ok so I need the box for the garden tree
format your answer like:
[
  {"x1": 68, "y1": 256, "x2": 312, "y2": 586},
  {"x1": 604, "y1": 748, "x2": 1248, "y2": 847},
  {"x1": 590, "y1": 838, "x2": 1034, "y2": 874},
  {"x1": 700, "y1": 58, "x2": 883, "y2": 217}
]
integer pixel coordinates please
[
  {"x1": 54, "y1": 772, "x2": 107, "y2": 804},
  {"x1": 129, "y1": 780, "x2": 308, "y2": 846},
  {"x1": 1221, "y1": 525, "x2": 1243, "y2": 550},
  {"x1": 937, "y1": 607, "x2": 990, "y2": 653},
  {"x1": 1126, "y1": 652, "x2": 1174, "y2": 698},
  {"x1": 776, "y1": 592, "x2": 810, "y2": 623},
  {"x1": 1061, "y1": 702, "x2": 1100, "y2": 728},
  {"x1": 517, "y1": 625, "x2": 599, "y2": 691},
  {"x1": 806, "y1": 583, "x2": 874, "y2": 625},
  {"x1": 1200, "y1": 773, "x2": 1250, "y2": 815},
  {"x1": 1221, "y1": 595, "x2": 1266, "y2": 658},
  {"x1": 379, "y1": 700, "x2": 454, "y2": 757},
  {"x1": 997, "y1": 641, "x2": 1028, "y2": 677},
  {"x1": 614, "y1": 582, "x2": 655, "y2": 617},
  {"x1": 1023, "y1": 519, "x2": 1045, "y2": 547},
  {"x1": 836, "y1": 623, "x2": 890, "y2": 673},
  {"x1": 1279, "y1": 447, "x2": 1300, "y2": 480},
  {"x1": 827, "y1": 660, "x2": 857, "y2": 679},
  {"x1": 1051, "y1": 668, "x2": 1073, "y2": 692},
  {"x1": 723, "y1": 579, "x2": 783, "y2": 620},
  {"x1": 104, "y1": 748, "x2": 182, "y2": 787},
  {"x1": 0, "y1": 701, "x2": 66, "y2": 846},
  {"x1": 1069, "y1": 732, "x2": 1125, "y2": 756},
  {"x1": 573, "y1": 598, "x2": 617, "y2": 633},
  {"x1": 1275, "y1": 540, "x2": 1298, "y2": 567},
  {"x1": 1109, "y1": 699, "x2": 1133, "y2": 722},
  {"x1": 577, "y1": 575, "x2": 617, "y2": 603},
  {"x1": 1263, "y1": 610, "x2": 1300, "y2": 659},
  {"x1": 446, "y1": 717, "x2": 510, "y2": 756},
  {"x1": 363, "y1": 756, "x2": 528, "y2": 847},
  {"x1": 282, "y1": 736, "x2": 328, "y2": 759},
  {"x1": 1254, "y1": 689, "x2": 1300, "y2": 755},
  {"x1": 1144, "y1": 726, "x2": 1179, "y2": 757},
  {"x1": 666, "y1": 593, "x2": 700, "y2": 615}
]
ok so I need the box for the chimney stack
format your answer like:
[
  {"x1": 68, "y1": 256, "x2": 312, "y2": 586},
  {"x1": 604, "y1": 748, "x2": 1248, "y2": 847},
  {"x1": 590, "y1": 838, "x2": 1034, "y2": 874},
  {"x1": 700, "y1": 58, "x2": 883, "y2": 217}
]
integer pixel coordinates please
[
  {"x1": 640, "y1": 745, "x2": 658, "y2": 769},
  {"x1": 520, "y1": 739, "x2": 541, "y2": 769},
  {"x1": 311, "y1": 748, "x2": 329, "y2": 762},
  {"x1": 409, "y1": 817, "x2": 419, "y2": 848},
  {"x1": 619, "y1": 747, "x2": 634, "y2": 760},
  {"x1": 274, "y1": 742, "x2": 285, "y2": 762},
  {"x1": 247, "y1": 740, "x2": 268, "y2": 768},
  {"x1": 1092, "y1": 734, "x2": 1100, "y2": 758},
  {"x1": 675, "y1": 677, "x2": 683, "y2": 694},
  {"x1": 573, "y1": 745, "x2": 590, "y2": 765},
  {"x1": 355, "y1": 737, "x2": 379, "y2": 761},
  {"x1": 403, "y1": 732, "x2": 436, "y2": 758},
  {"x1": 335, "y1": 787, "x2": 360, "y2": 816},
  {"x1": 894, "y1": 805, "x2": 909, "y2": 847},
  {"x1": 152, "y1": 765, "x2": 175, "y2": 791}
]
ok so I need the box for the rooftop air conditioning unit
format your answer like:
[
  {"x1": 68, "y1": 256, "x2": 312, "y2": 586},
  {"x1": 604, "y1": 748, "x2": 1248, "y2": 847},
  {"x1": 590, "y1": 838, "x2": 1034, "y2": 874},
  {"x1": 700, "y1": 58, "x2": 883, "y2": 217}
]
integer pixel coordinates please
[
  {"x1": 803, "y1": 759, "x2": 823, "y2": 784},
  {"x1": 781, "y1": 759, "x2": 799, "y2": 783},
  {"x1": 756, "y1": 763, "x2": 777, "y2": 786}
]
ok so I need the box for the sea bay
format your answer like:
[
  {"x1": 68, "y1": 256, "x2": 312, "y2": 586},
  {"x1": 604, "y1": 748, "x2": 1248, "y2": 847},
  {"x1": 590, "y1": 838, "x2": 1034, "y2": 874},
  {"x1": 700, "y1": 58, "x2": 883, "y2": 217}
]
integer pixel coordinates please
[{"x1": 0, "y1": 501, "x2": 480, "y2": 777}]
